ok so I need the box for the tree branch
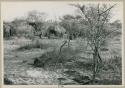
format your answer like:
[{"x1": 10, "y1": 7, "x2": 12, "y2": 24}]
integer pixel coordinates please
[{"x1": 99, "y1": 4, "x2": 116, "y2": 15}]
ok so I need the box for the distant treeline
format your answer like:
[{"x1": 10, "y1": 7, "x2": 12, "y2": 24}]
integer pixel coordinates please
[{"x1": 3, "y1": 13, "x2": 122, "y2": 40}]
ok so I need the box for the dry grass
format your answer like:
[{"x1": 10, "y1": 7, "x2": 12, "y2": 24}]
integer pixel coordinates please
[{"x1": 4, "y1": 35, "x2": 122, "y2": 85}]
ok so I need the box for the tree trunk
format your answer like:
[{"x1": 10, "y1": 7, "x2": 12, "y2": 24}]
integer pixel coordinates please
[
  {"x1": 92, "y1": 46, "x2": 98, "y2": 84},
  {"x1": 68, "y1": 39, "x2": 70, "y2": 47},
  {"x1": 39, "y1": 33, "x2": 42, "y2": 38}
]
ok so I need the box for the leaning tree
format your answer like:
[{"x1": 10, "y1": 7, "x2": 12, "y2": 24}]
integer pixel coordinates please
[{"x1": 71, "y1": 4, "x2": 117, "y2": 83}]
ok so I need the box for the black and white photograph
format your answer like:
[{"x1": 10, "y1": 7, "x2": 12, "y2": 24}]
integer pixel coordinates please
[{"x1": 1, "y1": 1, "x2": 123, "y2": 85}]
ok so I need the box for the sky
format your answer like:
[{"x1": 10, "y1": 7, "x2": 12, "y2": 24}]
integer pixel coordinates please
[{"x1": 1, "y1": 1, "x2": 123, "y2": 22}]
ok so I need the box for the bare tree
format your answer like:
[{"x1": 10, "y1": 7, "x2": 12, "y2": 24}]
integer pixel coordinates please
[{"x1": 72, "y1": 4, "x2": 116, "y2": 83}]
